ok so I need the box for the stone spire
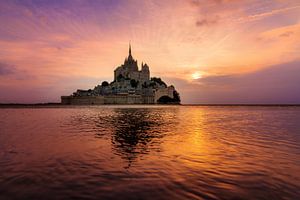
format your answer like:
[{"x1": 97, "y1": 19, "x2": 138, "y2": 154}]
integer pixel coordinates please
[
  {"x1": 129, "y1": 42, "x2": 132, "y2": 56},
  {"x1": 128, "y1": 42, "x2": 133, "y2": 61}
]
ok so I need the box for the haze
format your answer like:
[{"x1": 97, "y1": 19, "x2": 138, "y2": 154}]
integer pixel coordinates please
[{"x1": 0, "y1": 0, "x2": 300, "y2": 104}]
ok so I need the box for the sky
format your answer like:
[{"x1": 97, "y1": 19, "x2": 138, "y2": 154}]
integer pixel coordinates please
[{"x1": 0, "y1": 0, "x2": 300, "y2": 104}]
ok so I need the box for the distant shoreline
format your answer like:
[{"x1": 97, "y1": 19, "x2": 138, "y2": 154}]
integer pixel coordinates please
[{"x1": 0, "y1": 103, "x2": 300, "y2": 108}]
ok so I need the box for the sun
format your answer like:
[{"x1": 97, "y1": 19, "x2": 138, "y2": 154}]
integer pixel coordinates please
[{"x1": 191, "y1": 71, "x2": 202, "y2": 80}]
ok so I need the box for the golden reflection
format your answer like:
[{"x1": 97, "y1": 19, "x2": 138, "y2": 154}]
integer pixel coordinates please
[
  {"x1": 2, "y1": 107, "x2": 299, "y2": 199},
  {"x1": 162, "y1": 108, "x2": 211, "y2": 163}
]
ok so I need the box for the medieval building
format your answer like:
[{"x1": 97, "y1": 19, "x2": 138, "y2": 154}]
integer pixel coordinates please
[
  {"x1": 61, "y1": 44, "x2": 180, "y2": 105},
  {"x1": 114, "y1": 45, "x2": 150, "y2": 84}
]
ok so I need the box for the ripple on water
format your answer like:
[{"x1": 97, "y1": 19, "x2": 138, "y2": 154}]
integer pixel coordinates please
[{"x1": 0, "y1": 106, "x2": 300, "y2": 199}]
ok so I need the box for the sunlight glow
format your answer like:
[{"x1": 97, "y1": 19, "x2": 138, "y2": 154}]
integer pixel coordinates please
[{"x1": 191, "y1": 72, "x2": 202, "y2": 80}]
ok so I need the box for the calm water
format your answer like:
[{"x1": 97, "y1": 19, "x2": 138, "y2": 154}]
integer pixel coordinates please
[{"x1": 0, "y1": 106, "x2": 299, "y2": 200}]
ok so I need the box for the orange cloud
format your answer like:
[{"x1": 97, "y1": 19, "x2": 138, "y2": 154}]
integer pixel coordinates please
[{"x1": 0, "y1": 0, "x2": 300, "y2": 103}]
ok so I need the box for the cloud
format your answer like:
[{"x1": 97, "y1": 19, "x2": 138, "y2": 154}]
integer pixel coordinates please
[
  {"x1": 164, "y1": 60, "x2": 300, "y2": 104},
  {"x1": 279, "y1": 31, "x2": 294, "y2": 38},
  {"x1": 190, "y1": 0, "x2": 227, "y2": 7},
  {"x1": 192, "y1": 60, "x2": 300, "y2": 104},
  {"x1": 0, "y1": 0, "x2": 299, "y2": 103},
  {"x1": 196, "y1": 17, "x2": 219, "y2": 26},
  {"x1": 0, "y1": 74, "x2": 105, "y2": 103},
  {"x1": 238, "y1": 5, "x2": 300, "y2": 23},
  {"x1": 0, "y1": 62, "x2": 15, "y2": 75}
]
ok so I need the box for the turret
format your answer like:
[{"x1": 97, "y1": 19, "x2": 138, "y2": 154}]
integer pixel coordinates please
[
  {"x1": 142, "y1": 63, "x2": 149, "y2": 72},
  {"x1": 141, "y1": 62, "x2": 150, "y2": 81}
]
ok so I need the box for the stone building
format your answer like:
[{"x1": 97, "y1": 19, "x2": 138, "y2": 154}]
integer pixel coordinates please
[
  {"x1": 114, "y1": 44, "x2": 150, "y2": 84},
  {"x1": 61, "y1": 44, "x2": 180, "y2": 105}
]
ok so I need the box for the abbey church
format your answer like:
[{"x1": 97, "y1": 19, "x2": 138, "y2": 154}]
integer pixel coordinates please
[
  {"x1": 114, "y1": 45, "x2": 150, "y2": 84},
  {"x1": 61, "y1": 44, "x2": 180, "y2": 105}
]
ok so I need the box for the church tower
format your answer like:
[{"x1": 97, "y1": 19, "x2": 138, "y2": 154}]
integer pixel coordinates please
[
  {"x1": 114, "y1": 43, "x2": 146, "y2": 81},
  {"x1": 124, "y1": 43, "x2": 138, "y2": 72},
  {"x1": 127, "y1": 43, "x2": 134, "y2": 62}
]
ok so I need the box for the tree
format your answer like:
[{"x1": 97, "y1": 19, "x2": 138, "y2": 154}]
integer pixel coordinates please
[
  {"x1": 157, "y1": 96, "x2": 173, "y2": 104},
  {"x1": 173, "y1": 90, "x2": 181, "y2": 103},
  {"x1": 148, "y1": 82, "x2": 156, "y2": 87},
  {"x1": 117, "y1": 74, "x2": 124, "y2": 81},
  {"x1": 130, "y1": 79, "x2": 139, "y2": 88},
  {"x1": 101, "y1": 81, "x2": 109, "y2": 87},
  {"x1": 150, "y1": 77, "x2": 167, "y2": 87},
  {"x1": 142, "y1": 82, "x2": 148, "y2": 88}
]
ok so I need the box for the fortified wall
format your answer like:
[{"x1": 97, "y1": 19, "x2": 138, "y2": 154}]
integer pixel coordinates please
[{"x1": 61, "y1": 95, "x2": 155, "y2": 105}]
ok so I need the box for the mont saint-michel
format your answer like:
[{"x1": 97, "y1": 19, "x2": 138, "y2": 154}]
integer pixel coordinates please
[{"x1": 61, "y1": 45, "x2": 180, "y2": 105}]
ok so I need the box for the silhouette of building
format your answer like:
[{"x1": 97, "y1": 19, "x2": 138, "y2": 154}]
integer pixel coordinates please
[
  {"x1": 114, "y1": 44, "x2": 150, "y2": 84},
  {"x1": 61, "y1": 44, "x2": 180, "y2": 105}
]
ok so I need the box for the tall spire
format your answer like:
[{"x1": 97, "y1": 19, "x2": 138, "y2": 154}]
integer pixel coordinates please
[{"x1": 129, "y1": 42, "x2": 131, "y2": 56}]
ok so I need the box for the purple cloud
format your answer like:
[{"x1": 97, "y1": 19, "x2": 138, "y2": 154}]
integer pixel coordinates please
[
  {"x1": 0, "y1": 62, "x2": 15, "y2": 75},
  {"x1": 165, "y1": 60, "x2": 300, "y2": 104},
  {"x1": 194, "y1": 60, "x2": 300, "y2": 104}
]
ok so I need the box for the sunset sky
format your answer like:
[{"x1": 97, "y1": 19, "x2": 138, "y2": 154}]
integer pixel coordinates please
[{"x1": 0, "y1": 0, "x2": 300, "y2": 104}]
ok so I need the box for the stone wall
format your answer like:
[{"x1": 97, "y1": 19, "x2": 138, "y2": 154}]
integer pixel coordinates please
[
  {"x1": 61, "y1": 96, "x2": 105, "y2": 105},
  {"x1": 142, "y1": 95, "x2": 155, "y2": 104},
  {"x1": 61, "y1": 94, "x2": 155, "y2": 105},
  {"x1": 154, "y1": 86, "x2": 175, "y2": 102},
  {"x1": 104, "y1": 94, "x2": 142, "y2": 104}
]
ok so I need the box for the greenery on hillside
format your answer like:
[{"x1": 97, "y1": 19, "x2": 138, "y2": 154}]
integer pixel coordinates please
[
  {"x1": 150, "y1": 77, "x2": 167, "y2": 87},
  {"x1": 101, "y1": 81, "x2": 109, "y2": 87},
  {"x1": 130, "y1": 79, "x2": 139, "y2": 88}
]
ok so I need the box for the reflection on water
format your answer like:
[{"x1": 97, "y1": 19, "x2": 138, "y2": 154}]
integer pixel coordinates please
[
  {"x1": 111, "y1": 108, "x2": 168, "y2": 167},
  {"x1": 0, "y1": 106, "x2": 300, "y2": 200}
]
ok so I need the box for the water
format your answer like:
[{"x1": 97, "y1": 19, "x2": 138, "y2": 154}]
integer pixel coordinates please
[{"x1": 0, "y1": 105, "x2": 299, "y2": 200}]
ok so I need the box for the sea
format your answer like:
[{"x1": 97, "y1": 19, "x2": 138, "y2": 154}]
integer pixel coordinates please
[{"x1": 0, "y1": 105, "x2": 299, "y2": 200}]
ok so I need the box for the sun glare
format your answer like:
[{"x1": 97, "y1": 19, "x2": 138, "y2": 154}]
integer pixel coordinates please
[{"x1": 191, "y1": 72, "x2": 202, "y2": 80}]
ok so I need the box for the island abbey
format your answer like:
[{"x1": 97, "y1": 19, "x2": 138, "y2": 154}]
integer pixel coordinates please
[{"x1": 61, "y1": 44, "x2": 180, "y2": 104}]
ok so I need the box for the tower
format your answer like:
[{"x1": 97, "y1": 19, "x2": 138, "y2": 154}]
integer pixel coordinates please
[
  {"x1": 129, "y1": 43, "x2": 131, "y2": 56},
  {"x1": 141, "y1": 63, "x2": 150, "y2": 81},
  {"x1": 124, "y1": 42, "x2": 138, "y2": 72},
  {"x1": 128, "y1": 42, "x2": 133, "y2": 61}
]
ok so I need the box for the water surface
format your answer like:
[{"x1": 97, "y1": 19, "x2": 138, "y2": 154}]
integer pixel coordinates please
[{"x1": 0, "y1": 106, "x2": 299, "y2": 199}]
